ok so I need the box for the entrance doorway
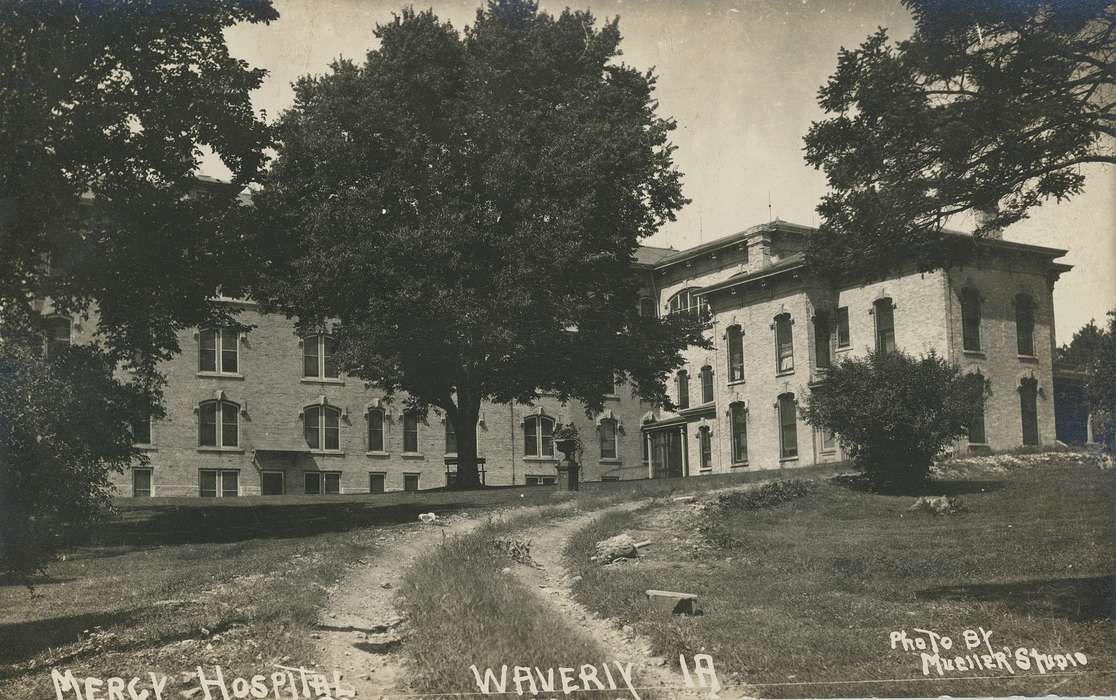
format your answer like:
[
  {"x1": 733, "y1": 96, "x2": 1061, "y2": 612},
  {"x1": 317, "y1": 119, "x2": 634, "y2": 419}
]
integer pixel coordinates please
[{"x1": 649, "y1": 428, "x2": 686, "y2": 479}]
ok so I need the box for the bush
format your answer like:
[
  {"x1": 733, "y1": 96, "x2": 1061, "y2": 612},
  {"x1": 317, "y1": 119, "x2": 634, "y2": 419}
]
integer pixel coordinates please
[
  {"x1": 803, "y1": 351, "x2": 986, "y2": 491},
  {"x1": 699, "y1": 479, "x2": 818, "y2": 548}
]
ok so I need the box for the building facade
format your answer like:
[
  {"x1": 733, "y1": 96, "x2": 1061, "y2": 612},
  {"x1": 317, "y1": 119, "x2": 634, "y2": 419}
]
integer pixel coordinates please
[{"x1": 45, "y1": 220, "x2": 1071, "y2": 497}]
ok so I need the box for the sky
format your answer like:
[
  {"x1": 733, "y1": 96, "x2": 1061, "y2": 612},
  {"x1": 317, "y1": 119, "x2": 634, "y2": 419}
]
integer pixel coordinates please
[{"x1": 205, "y1": 0, "x2": 1116, "y2": 344}]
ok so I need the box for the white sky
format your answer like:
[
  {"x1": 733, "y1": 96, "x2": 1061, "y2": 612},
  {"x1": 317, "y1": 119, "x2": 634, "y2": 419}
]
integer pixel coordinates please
[{"x1": 204, "y1": 0, "x2": 1116, "y2": 344}]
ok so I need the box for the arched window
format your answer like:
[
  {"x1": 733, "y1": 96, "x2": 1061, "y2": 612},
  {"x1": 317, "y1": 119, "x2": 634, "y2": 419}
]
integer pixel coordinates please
[
  {"x1": 874, "y1": 299, "x2": 896, "y2": 354},
  {"x1": 303, "y1": 334, "x2": 339, "y2": 379},
  {"x1": 1015, "y1": 295, "x2": 1036, "y2": 356},
  {"x1": 403, "y1": 411, "x2": 420, "y2": 453},
  {"x1": 523, "y1": 415, "x2": 555, "y2": 457},
  {"x1": 700, "y1": 365, "x2": 714, "y2": 404},
  {"x1": 199, "y1": 399, "x2": 239, "y2": 448},
  {"x1": 730, "y1": 402, "x2": 748, "y2": 464},
  {"x1": 599, "y1": 418, "x2": 618, "y2": 459},
  {"x1": 304, "y1": 404, "x2": 341, "y2": 451},
  {"x1": 777, "y1": 393, "x2": 798, "y2": 459},
  {"x1": 367, "y1": 408, "x2": 385, "y2": 452},
  {"x1": 44, "y1": 316, "x2": 72, "y2": 358},
  {"x1": 199, "y1": 328, "x2": 239, "y2": 374},
  {"x1": 774, "y1": 313, "x2": 794, "y2": 373},
  {"x1": 668, "y1": 288, "x2": 706, "y2": 318},
  {"x1": 726, "y1": 325, "x2": 744, "y2": 382},
  {"x1": 639, "y1": 297, "x2": 657, "y2": 318},
  {"x1": 961, "y1": 289, "x2": 982, "y2": 352},
  {"x1": 676, "y1": 369, "x2": 690, "y2": 410},
  {"x1": 698, "y1": 426, "x2": 712, "y2": 469}
]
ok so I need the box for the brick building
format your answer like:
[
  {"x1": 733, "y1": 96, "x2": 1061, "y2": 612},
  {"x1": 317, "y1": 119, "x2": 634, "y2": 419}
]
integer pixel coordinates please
[{"x1": 43, "y1": 220, "x2": 1071, "y2": 497}]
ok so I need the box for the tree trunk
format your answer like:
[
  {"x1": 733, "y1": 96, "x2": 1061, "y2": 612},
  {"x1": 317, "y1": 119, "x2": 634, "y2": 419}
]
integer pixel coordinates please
[{"x1": 451, "y1": 397, "x2": 483, "y2": 489}]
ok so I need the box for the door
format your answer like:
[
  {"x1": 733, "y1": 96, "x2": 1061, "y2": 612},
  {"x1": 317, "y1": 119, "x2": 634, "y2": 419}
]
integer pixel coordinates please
[
  {"x1": 1020, "y1": 378, "x2": 1040, "y2": 446},
  {"x1": 650, "y1": 429, "x2": 685, "y2": 479}
]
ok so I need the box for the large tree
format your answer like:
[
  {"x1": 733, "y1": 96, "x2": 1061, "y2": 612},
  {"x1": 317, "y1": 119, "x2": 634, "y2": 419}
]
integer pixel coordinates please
[
  {"x1": 803, "y1": 0, "x2": 1116, "y2": 281},
  {"x1": 0, "y1": 0, "x2": 276, "y2": 580},
  {"x1": 252, "y1": 0, "x2": 703, "y2": 488}
]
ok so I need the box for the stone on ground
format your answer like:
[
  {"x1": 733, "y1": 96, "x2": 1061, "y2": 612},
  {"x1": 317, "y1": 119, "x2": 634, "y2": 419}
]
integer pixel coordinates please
[
  {"x1": 909, "y1": 495, "x2": 964, "y2": 515},
  {"x1": 591, "y1": 534, "x2": 639, "y2": 563}
]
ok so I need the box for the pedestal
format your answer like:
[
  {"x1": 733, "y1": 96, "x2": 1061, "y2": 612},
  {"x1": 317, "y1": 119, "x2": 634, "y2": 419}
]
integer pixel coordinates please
[{"x1": 556, "y1": 458, "x2": 580, "y2": 491}]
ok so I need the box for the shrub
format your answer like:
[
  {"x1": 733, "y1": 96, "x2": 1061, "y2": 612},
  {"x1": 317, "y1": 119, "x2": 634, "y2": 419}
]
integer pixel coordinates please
[
  {"x1": 699, "y1": 479, "x2": 818, "y2": 548},
  {"x1": 802, "y1": 350, "x2": 986, "y2": 491}
]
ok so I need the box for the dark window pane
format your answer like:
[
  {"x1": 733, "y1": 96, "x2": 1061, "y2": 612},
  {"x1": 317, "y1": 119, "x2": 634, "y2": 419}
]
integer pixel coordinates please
[
  {"x1": 445, "y1": 420, "x2": 457, "y2": 454},
  {"x1": 199, "y1": 470, "x2": 217, "y2": 497},
  {"x1": 220, "y1": 329, "x2": 238, "y2": 373},
  {"x1": 324, "y1": 408, "x2": 340, "y2": 450},
  {"x1": 640, "y1": 297, "x2": 656, "y2": 318},
  {"x1": 779, "y1": 395, "x2": 798, "y2": 458},
  {"x1": 731, "y1": 404, "x2": 748, "y2": 464},
  {"x1": 526, "y1": 476, "x2": 541, "y2": 486},
  {"x1": 221, "y1": 403, "x2": 238, "y2": 447},
  {"x1": 45, "y1": 317, "x2": 72, "y2": 358},
  {"x1": 304, "y1": 407, "x2": 320, "y2": 449},
  {"x1": 700, "y1": 367, "x2": 714, "y2": 404},
  {"x1": 727, "y1": 326, "x2": 745, "y2": 382},
  {"x1": 641, "y1": 430, "x2": 649, "y2": 463},
  {"x1": 131, "y1": 417, "x2": 151, "y2": 445},
  {"x1": 600, "y1": 419, "x2": 616, "y2": 459},
  {"x1": 776, "y1": 315, "x2": 794, "y2": 373},
  {"x1": 369, "y1": 472, "x2": 385, "y2": 494},
  {"x1": 969, "y1": 393, "x2": 987, "y2": 445},
  {"x1": 261, "y1": 472, "x2": 284, "y2": 495},
  {"x1": 303, "y1": 336, "x2": 319, "y2": 377},
  {"x1": 323, "y1": 472, "x2": 340, "y2": 495},
  {"x1": 199, "y1": 403, "x2": 217, "y2": 446},
  {"x1": 199, "y1": 330, "x2": 217, "y2": 372},
  {"x1": 875, "y1": 301, "x2": 896, "y2": 354},
  {"x1": 403, "y1": 413, "x2": 418, "y2": 453},
  {"x1": 404, "y1": 474, "x2": 419, "y2": 492},
  {"x1": 132, "y1": 469, "x2": 152, "y2": 497},
  {"x1": 961, "y1": 291, "x2": 982, "y2": 351},
  {"x1": 221, "y1": 470, "x2": 239, "y2": 497},
  {"x1": 540, "y1": 417, "x2": 554, "y2": 457},
  {"x1": 1016, "y1": 297, "x2": 1035, "y2": 355},
  {"x1": 814, "y1": 313, "x2": 831, "y2": 369},
  {"x1": 323, "y1": 336, "x2": 339, "y2": 378},
  {"x1": 304, "y1": 472, "x2": 321, "y2": 495},
  {"x1": 368, "y1": 409, "x2": 384, "y2": 451},
  {"x1": 699, "y1": 427, "x2": 712, "y2": 468},
  {"x1": 677, "y1": 371, "x2": 689, "y2": 409},
  {"x1": 1020, "y1": 379, "x2": 1039, "y2": 445},
  {"x1": 524, "y1": 416, "x2": 538, "y2": 456},
  {"x1": 836, "y1": 307, "x2": 850, "y2": 347}
]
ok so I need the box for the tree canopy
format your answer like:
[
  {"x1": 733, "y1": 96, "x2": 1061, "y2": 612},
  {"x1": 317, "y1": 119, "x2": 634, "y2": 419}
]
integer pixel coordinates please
[
  {"x1": 252, "y1": 0, "x2": 704, "y2": 487},
  {"x1": 804, "y1": 0, "x2": 1116, "y2": 281},
  {"x1": 0, "y1": 0, "x2": 276, "y2": 581}
]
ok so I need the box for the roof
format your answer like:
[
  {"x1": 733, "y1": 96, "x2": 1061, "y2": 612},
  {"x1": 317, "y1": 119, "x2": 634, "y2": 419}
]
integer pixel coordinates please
[
  {"x1": 700, "y1": 253, "x2": 807, "y2": 295},
  {"x1": 633, "y1": 244, "x2": 677, "y2": 267}
]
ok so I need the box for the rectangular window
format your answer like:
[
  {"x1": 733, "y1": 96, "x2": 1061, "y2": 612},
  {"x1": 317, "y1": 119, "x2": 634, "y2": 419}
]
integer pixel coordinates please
[
  {"x1": 836, "y1": 307, "x2": 850, "y2": 348},
  {"x1": 700, "y1": 367, "x2": 714, "y2": 404},
  {"x1": 369, "y1": 472, "x2": 386, "y2": 494},
  {"x1": 961, "y1": 291, "x2": 982, "y2": 351},
  {"x1": 600, "y1": 420, "x2": 617, "y2": 459},
  {"x1": 677, "y1": 371, "x2": 689, "y2": 409},
  {"x1": 131, "y1": 417, "x2": 152, "y2": 446},
  {"x1": 1016, "y1": 298, "x2": 1036, "y2": 356},
  {"x1": 641, "y1": 431, "x2": 649, "y2": 464},
  {"x1": 699, "y1": 428, "x2": 712, "y2": 469},
  {"x1": 323, "y1": 336, "x2": 338, "y2": 378},
  {"x1": 199, "y1": 469, "x2": 237, "y2": 497},
  {"x1": 304, "y1": 407, "x2": 320, "y2": 449},
  {"x1": 220, "y1": 329, "x2": 238, "y2": 373},
  {"x1": 199, "y1": 403, "x2": 218, "y2": 447},
  {"x1": 727, "y1": 325, "x2": 745, "y2": 382},
  {"x1": 875, "y1": 301, "x2": 896, "y2": 354},
  {"x1": 368, "y1": 410, "x2": 385, "y2": 451},
  {"x1": 775, "y1": 315, "x2": 794, "y2": 373},
  {"x1": 304, "y1": 472, "x2": 322, "y2": 495},
  {"x1": 303, "y1": 337, "x2": 319, "y2": 377},
  {"x1": 200, "y1": 328, "x2": 239, "y2": 374},
  {"x1": 199, "y1": 469, "x2": 218, "y2": 498},
  {"x1": 221, "y1": 470, "x2": 239, "y2": 497},
  {"x1": 323, "y1": 472, "x2": 341, "y2": 495},
  {"x1": 132, "y1": 468, "x2": 152, "y2": 497},
  {"x1": 199, "y1": 330, "x2": 218, "y2": 372},
  {"x1": 779, "y1": 395, "x2": 798, "y2": 459},
  {"x1": 445, "y1": 421, "x2": 457, "y2": 455},
  {"x1": 1020, "y1": 379, "x2": 1039, "y2": 446},
  {"x1": 814, "y1": 312, "x2": 831, "y2": 369},
  {"x1": 261, "y1": 471, "x2": 285, "y2": 495},
  {"x1": 731, "y1": 404, "x2": 748, "y2": 464},
  {"x1": 969, "y1": 394, "x2": 987, "y2": 445},
  {"x1": 221, "y1": 403, "x2": 238, "y2": 447},
  {"x1": 403, "y1": 474, "x2": 419, "y2": 492},
  {"x1": 324, "y1": 408, "x2": 340, "y2": 451},
  {"x1": 526, "y1": 475, "x2": 557, "y2": 486},
  {"x1": 403, "y1": 413, "x2": 419, "y2": 453},
  {"x1": 819, "y1": 428, "x2": 837, "y2": 453}
]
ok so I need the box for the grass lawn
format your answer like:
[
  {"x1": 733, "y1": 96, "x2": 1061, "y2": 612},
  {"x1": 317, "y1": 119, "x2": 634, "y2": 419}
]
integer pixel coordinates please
[{"x1": 565, "y1": 461, "x2": 1116, "y2": 697}]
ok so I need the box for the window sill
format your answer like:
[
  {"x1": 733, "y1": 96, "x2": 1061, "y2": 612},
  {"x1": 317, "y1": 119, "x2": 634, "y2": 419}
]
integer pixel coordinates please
[
  {"x1": 301, "y1": 377, "x2": 345, "y2": 385},
  {"x1": 698, "y1": 468, "x2": 713, "y2": 474},
  {"x1": 962, "y1": 349, "x2": 986, "y2": 358},
  {"x1": 197, "y1": 447, "x2": 245, "y2": 454},
  {"x1": 599, "y1": 457, "x2": 621, "y2": 464},
  {"x1": 603, "y1": 394, "x2": 620, "y2": 401},
  {"x1": 820, "y1": 449, "x2": 837, "y2": 456},
  {"x1": 835, "y1": 345, "x2": 851, "y2": 353},
  {"x1": 775, "y1": 370, "x2": 795, "y2": 378},
  {"x1": 401, "y1": 452, "x2": 425, "y2": 459},
  {"x1": 310, "y1": 450, "x2": 345, "y2": 457},
  {"x1": 197, "y1": 372, "x2": 244, "y2": 380},
  {"x1": 365, "y1": 450, "x2": 390, "y2": 458},
  {"x1": 523, "y1": 456, "x2": 559, "y2": 463},
  {"x1": 779, "y1": 456, "x2": 799, "y2": 463},
  {"x1": 1018, "y1": 354, "x2": 1039, "y2": 363},
  {"x1": 727, "y1": 379, "x2": 746, "y2": 387}
]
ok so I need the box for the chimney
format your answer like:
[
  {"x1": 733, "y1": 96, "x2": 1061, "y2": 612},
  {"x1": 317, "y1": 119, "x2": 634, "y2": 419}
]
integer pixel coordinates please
[{"x1": 974, "y1": 204, "x2": 1003, "y2": 240}]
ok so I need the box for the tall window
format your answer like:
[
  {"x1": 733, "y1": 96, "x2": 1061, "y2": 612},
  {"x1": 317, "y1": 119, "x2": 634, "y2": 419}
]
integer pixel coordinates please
[
  {"x1": 304, "y1": 405, "x2": 341, "y2": 451},
  {"x1": 874, "y1": 299, "x2": 896, "y2": 354},
  {"x1": 961, "y1": 289, "x2": 982, "y2": 352},
  {"x1": 130, "y1": 417, "x2": 152, "y2": 446},
  {"x1": 199, "y1": 328, "x2": 239, "y2": 374},
  {"x1": 44, "y1": 316, "x2": 72, "y2": 358},
  {"x1": 778, "y1": 393, "x2": 798, "y2": 459},
  {"x1": 523, "y1": 415, "x2": 555, "y2": 457},
  {"x1": 367, "y1": 408, "x2": 385, "y2": 451},
  {"x1": 836, "y1": 306, "x2": 850, "y2": 348},
  {"x1": 730, "y1": 402, "x2": 748, "y2": 464},
  {"x1": 969, "y1": 376, "x2": 987, "y2": 445},
  {"x1": 813, "y1": 312, "x2": 831, "y2": 369},
  {"x1": 132, "y1": 468, "x2": 152, "y2": 497},
  {"x1": 303, "y1": 334, "x2": 339, "y2": 378},
  {"x1": 699, "y1": 426, "x2": 712, "y2": 469},
  {"x1": 199, "y1": 400, "x2": 239, "y2": 447},
  {"x1": 1020, "y1": 378, "x2": 1039, "y2": 446},
  {"x1": 700, "y1": 366, "x2": 714, "y2": 404},
  {"x1": 445, "y1": 420, "x2": 457, "y2": 455},
  {"x1": 403, "y1": 412, "x2": 419, "y2": 453},
  {"x1": 726, "y1": 325, "x2": 744, "y2": 382},
  {"x1": 774, "y1": 314, "x2": 794, "y2": 374},
  {"x1": 668, "y1": 288, "x2": 706, "y2": 317},
  {"x1": 1016, "y1": 295, "x2": 1036, "y2": 356},
  {"x1": 639, "y1": 297, "x2": 657, "y2": 318},
  {"x1": 641, "y1": 430, "x2": 649, "y2": 464},
  {"x1": 676, "y1": 370, "x2": 690, "y2": 409},
  {"x1": 599, "y1": 418, "x2": 618, "y2": 459}
]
